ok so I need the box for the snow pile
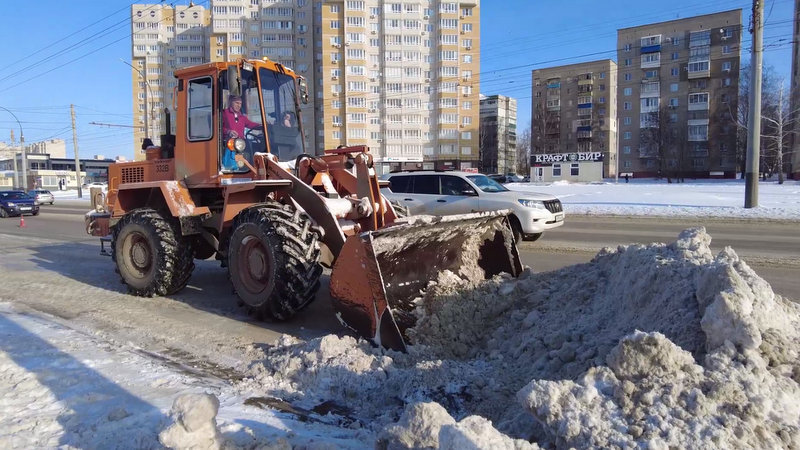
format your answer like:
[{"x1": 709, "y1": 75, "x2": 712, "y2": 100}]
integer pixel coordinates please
[
  {"x1": 240, "y1": 227, "x2": 800, "y2": 447},
  {"x1": 376, "y1": 402, "x2": 538, "y2": 450},
  {"x1": 159, "y1": 393, "x2": 223, "y2": 449}
]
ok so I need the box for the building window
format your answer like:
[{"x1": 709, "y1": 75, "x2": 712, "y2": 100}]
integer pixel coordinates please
[
  {"x1": 552, "y1": 164, "x2": 561, "y2": 177},
  {"x1": 599, "y1": 71, "x2": 605, "y2": 79},
  {"x1": 623, "y1": 87, "x2": 632, "y2": 96},
  {"x1": 624, "y1": 73, "x2": 632, "y2": 81},
  {"x1": 624, "y1": 117, "x2": 631, "y2": 125},
  {"x1": 623, "y1": 146, "x2": 631, "y2": 154},
  {"x1": 669, "y1": 98, "x2": 679, "y2": 107},
  {"x1": 624, "y1": 131, "x2": 632, "y2": 140},
  {"x1": 672, "y1": 52, "x2": 679, "y2": 60},
  {"x1": 623, "y1": 102, "x2": 632, "y2": 110},
  {"x1": 671, "y1": 67, "x2": 679, "y2": 76},
  {"x1": 570, "y1": 163, "x2": 579, "y2": 176},
  {"x1": 723, "y1": 77, "x2": 732, "y2": 87},
  {"x1": 624, "y1": 43, "x2": 632, "y2": 52},
  {"x1": 670, "y1": 83, "x2": 678, "y2": 92},
  {"x1": 722, "y1": 61, "x2": 732, "y2": 72},
  {"x1": 722, "y1": 45, "x2": 732, "y2": 54},
  {"x1": 624, "y1": 58, "x2": 632, "y2": 67}
]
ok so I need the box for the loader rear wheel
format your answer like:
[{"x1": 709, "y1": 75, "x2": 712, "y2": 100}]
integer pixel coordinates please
[
  {"x1": 228, "y1": 202, "x2": 322, "y2": 320},
  {"x1": 112, "y1": 208, "x2": 195, "y2": 297}
]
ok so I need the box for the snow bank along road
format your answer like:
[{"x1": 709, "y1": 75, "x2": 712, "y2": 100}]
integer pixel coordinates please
[{"x1": 1, "y1": 204, "x2": 799, "y2": 448}]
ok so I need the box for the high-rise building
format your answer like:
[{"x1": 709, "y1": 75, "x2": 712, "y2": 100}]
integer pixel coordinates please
[
  {"x1": 790, "y1": 0, "x2": 800, "y2": 179},
  {"x1": 318, "y1": 1, "x2": 480, "y2": 174},
  {"x1": 129, "y1": 1, "x2": 481, "y2": 172},
  {"x1": 479, "y1": 94, "x2": 517, "y2": 175},
  {"x1": 130, "y1": 4, "x2": 211, "y2": 158},
  {"x1": 617, "y1": 10, "x2": 741, "y2": 178},
  {"x1": 531, "y1": 60, "x2": 618, "y2": 182}
]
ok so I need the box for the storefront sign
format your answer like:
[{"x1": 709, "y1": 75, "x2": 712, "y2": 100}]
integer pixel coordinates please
[{"x1": 532, "y1": 152, "x2": 603, "y2": 165}]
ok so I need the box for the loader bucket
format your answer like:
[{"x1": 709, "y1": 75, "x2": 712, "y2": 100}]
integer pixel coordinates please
[{"x1": 329, "y1": 211, "x2": 523, "y2": 352}]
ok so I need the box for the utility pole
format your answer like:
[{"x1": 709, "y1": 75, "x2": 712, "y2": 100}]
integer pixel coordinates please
[
  {"x1": 745, "y1": 0, "x2": 764, "y2": 208},
  {"x1": 71, "y1": 104, "x2": 83, "y2": 199},
  {"x1": 10, "y1": 129, "x2": 19, "y2": 188},
  {"x1": 0, "y1": 106, "x2": 26, "y2": 189}
]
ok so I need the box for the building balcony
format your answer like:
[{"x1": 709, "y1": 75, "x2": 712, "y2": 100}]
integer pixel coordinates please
[
  {"x1": 578, "y1": 78, "x2": 593, "y2": 86},
  {"x1": 688, "y1": 101, "x2": 709, "y2": 111},
  {"x1": 576, "y1": 130, "x2": 592, "y2": 139},
  {"x1": 641, "y1": 44, "x2": 661, "y2": 54},
  {"x1": 577, "y1": 103, "x2": 592, "y2": 109},
  {"x1": 688, "y1": 69, "x2": 710, "y2": 79}
]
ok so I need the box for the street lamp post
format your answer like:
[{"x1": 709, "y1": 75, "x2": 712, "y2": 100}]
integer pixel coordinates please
[
  {"x1": 0, "y1": 106, "x2": 27, "y2": 190},
  {"x1": 121, "y1": 58, "x2": 156, "y2": 143}
]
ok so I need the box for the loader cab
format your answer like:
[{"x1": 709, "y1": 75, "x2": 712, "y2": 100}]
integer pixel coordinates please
[{"x1": 218, "y1": 62, "x2": 305, "y2": 173}]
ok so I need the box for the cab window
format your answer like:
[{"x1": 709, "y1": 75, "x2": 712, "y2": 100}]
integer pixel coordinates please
[{"x1": 187, "y1": 77, "x2": 213, "y2": 141}]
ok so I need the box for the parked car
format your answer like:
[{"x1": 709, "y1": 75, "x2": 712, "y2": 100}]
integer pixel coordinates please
[
  {"x1": 28, "y1": 189, "x2": 55, "y2": 205},
  {"x1": 0, "y1": 190, "x2": 40, "y2": 217},
  {"x1": 381, "y1": 171, "x2": 564, "y2": 242},
  {"x1": 81, "y1": 182, "x2": 108, "y2": 194}
]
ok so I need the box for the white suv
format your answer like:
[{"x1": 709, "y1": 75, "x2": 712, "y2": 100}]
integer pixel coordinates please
[{"x1": 381, "y1": 171, "x2": 564, "y2": 242}]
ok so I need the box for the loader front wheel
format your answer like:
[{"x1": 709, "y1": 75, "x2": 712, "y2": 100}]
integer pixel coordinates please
[
  {"x1": 228, "y1": 202, "x2": 322, "y2": 320},
  {"x1": 112, "y1": 208, "x2": 195, "y2": 297}
]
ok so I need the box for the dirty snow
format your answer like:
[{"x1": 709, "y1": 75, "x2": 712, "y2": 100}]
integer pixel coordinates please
[
  {"x1": 2, "y1": 182, "x2": 800, "y2": 448},
  {"x1": 240, "y1": 227, "x2": 800, "y2": 448}
]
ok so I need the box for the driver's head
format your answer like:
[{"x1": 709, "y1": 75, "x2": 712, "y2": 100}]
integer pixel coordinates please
[{"x1": 229, "y1": 95, "x2": 243, "y2": 111}]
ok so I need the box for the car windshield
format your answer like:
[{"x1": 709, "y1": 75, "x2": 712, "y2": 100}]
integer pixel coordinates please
[
  {"x1": 467, "y1": 175, "x2": 509, "y2": 193},
  {"x1": 1, "y1": 192, "x2": 30, "y2": 200}
]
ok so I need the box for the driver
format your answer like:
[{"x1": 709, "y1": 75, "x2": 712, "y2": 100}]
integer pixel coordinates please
[{"x1": 221, "y1": 94, "x2": 263, "y2": 169}]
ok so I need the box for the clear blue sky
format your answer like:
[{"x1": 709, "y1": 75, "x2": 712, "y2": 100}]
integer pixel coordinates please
[{"x1": 0, "y1": 0, "x2": 793, "y2": 161}]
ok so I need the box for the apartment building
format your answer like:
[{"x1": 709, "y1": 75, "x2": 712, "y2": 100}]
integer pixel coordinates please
[
  {"x1": 531, "y1": 60, "x2": 618, "y2": 182},
  {"x1": 130, "y1": 4, "x2": 211, "y2": 158},
  {"x1": 130, "y1": 1, "x2": 481, "y2": 172},
  {"x1": 479, "y1": 94, "x2": 517, "y2": 175},
  {"x1": 791, "y1": 0, "x2": 800, "y2": 179},
  {"x1": 319, "y1": 1, "x2": 480, "y2": 174},
  {"x1": 617, "y1": 10, "x2": 741, "y2": 178}
]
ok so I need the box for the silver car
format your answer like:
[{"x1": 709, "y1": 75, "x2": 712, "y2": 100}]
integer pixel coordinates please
[{"x1": 28, "y1": 189, "x2": 55, "y2": 205}]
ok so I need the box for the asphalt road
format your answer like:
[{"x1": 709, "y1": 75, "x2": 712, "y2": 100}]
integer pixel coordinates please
[{"x1": 1, "y1": 202, "x2": 798, "y2": 354}]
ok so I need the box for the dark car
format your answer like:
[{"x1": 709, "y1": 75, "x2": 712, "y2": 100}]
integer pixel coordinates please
[{"x1": 0, "y1": 191, "x2": 40, "y2": 217}]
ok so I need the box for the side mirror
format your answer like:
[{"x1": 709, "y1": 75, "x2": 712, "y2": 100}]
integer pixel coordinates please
[
  {"x1": 298, "y1": 77, "x2": 309, "y2": 104},
  {"x1": 227, "y1": 69, "x2": 241, "y2": 97}
]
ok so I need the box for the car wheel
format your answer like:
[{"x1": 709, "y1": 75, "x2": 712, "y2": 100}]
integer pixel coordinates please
[
  {"x1": 32, "y1": 209, "x2": 40, "y2": 216},
  {"x1": 508, "y1": 215, "x2": 523, "y2": 243},
  {"x1": 524, "y1": 233, "x2": 543, "y2": 242},
  {"x1": 0, "y1": 208, "x2": 7, "y2": 218}
]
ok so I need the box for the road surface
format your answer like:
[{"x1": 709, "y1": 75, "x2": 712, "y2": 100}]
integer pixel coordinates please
[{"x1": 0, "y1": 201, "x2": 797, "y2": 368}]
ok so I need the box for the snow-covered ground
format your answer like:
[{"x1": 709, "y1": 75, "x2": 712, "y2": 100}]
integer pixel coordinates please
[{"x1": 2, "y1": 180, "x2": 799, "y2": 448}]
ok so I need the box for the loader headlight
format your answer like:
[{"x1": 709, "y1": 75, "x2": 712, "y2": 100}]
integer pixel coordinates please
[
  {"x1": 226, "y1": 138, "x2": 247, "y2": 153},
  {"x1": 518, "y1": 199, "x2": 545, "y2": 209}
]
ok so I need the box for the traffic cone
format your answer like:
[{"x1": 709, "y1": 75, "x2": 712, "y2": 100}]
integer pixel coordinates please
[{"x1": 18, "y1": 215, "x2": 25, "y2": 228}]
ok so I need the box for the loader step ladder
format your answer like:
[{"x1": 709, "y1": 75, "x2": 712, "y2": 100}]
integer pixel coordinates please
[{"x1": 100, "y1": 236, "x2": 112, "y2": 256}]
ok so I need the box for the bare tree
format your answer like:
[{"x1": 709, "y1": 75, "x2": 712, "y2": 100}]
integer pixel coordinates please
[
  {"x1": 531, "y1": 99, "x2": 560, "y2": 157},
  {"x1": 516, "y1": 127, "x2": 531, "y2": 175},
  {"x1": 732, "y1": 61, "x2": 782, "y2": 178},
  {"x1": 761, "y1": 81, "x2": 800, "y2": 183},
  {"x1": 638, "y1": 104, "x2": 691, "y2": 183}
]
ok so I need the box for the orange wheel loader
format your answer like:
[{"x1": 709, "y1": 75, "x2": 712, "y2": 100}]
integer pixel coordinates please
[{"x1": 86, "y1": 59, "x2": 522, "y2": 351}]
